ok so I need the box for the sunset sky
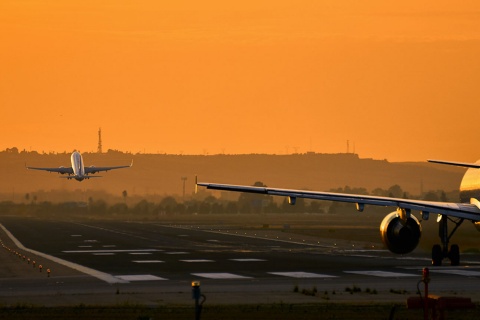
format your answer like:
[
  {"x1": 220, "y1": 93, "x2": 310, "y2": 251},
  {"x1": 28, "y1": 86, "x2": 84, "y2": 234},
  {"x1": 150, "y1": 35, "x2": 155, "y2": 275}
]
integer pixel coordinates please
[{"x1": 1, "y1": 1, "x2": 479, "y2": 162}]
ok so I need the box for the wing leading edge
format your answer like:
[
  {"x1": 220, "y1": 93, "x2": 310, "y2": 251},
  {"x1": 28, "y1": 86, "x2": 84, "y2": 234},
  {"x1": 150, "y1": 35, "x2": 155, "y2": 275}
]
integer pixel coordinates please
[
  {"x1": 26, "y1": 166, "x2": 74, "y2": 174},
  {"x1": 84, "y1": 160, "x2": 133, "y2": 174},
  {"x1": 196, "y1": 182, "x2": 480, "y2": 222}
]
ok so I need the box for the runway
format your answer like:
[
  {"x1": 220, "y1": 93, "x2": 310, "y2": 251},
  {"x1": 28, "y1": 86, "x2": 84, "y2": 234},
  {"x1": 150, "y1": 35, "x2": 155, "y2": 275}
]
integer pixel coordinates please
[{"x1": 0, "y1": 216, "x2": 479, "y2": 306}]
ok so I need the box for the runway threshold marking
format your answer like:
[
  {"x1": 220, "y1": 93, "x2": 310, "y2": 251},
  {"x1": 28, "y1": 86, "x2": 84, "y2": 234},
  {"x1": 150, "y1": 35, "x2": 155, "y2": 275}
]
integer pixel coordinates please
[
  {"x1": 116, "y1": 275, "x2": 167, "y2": 281},
  {"x1": 230, "y1": 259, "x2": 267, "y2": 262},
  {"x1": 164, "y1": 251, "x2": 189, "y2": 255},
  {"x1": 344, "y1": 271, "x2": 417, "y2": 277},
  {"x1": 269, "y1": 272, "x2": 337, "y2": 278},
  {"x1": 0, "y1": 223, "x2": 128, "y2": 284},
  {"x1": 431, "y1": 269, "x2": 480, "y2": 277},
  {"x1": 192, "y1": 273, "x2": 252, "y2": 279},
  {"x1": 62, "y1": 249, "x2": 161, "y2": 253},
  {"x1": 181, "y1": 259, "x2": 215, "y2": 263}
]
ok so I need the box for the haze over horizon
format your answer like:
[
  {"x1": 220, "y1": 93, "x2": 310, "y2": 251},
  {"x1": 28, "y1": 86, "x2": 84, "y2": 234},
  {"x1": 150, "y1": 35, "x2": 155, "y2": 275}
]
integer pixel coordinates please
[{"x1": 2, "y1": 1, "x2": 480, "y2": 162}]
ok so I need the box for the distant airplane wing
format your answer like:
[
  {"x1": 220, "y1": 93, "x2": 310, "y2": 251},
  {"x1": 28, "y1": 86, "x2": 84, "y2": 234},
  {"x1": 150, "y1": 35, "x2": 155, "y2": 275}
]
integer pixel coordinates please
[
  {"x1": 196, "y1": 182, "x2": 480, "y2": 221},
  {"x1": 84, "y1": 161, "x2": 133, "y2": 174},
  {"x1": 26, "y1": 166, "x2": 74, "y2": 174}
]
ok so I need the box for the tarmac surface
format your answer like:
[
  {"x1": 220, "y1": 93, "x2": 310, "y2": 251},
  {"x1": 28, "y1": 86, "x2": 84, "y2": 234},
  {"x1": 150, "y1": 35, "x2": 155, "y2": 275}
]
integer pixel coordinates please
[{"x1": 0, "y1": 215, "x2": 479, "y2": 307}]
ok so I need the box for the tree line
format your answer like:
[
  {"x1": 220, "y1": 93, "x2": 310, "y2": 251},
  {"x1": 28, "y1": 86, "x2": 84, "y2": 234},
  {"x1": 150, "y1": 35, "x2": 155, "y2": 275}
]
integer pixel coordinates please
[{"x1": 0, "y1": 182, "x2": 457, "y2": 218}]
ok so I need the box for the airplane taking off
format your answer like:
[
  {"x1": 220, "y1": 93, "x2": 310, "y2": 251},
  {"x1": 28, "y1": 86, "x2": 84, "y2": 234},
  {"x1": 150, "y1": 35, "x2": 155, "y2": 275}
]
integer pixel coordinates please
[
  {"x1": 26, "y1": 151, "x2": 132, "y2": 181},
  {"x1": 197, "y1": 159, "x2": 480, "y2": 266}
]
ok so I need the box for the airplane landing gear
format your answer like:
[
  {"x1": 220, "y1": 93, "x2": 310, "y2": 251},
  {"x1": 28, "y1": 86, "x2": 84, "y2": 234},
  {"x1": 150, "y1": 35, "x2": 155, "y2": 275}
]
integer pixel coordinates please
[{"x1": 431, "y1": 215, "x2": 463, "y2": 266}]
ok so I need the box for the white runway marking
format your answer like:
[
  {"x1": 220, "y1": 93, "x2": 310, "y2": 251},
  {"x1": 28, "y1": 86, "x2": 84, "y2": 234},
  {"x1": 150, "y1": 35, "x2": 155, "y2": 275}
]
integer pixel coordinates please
[
  {"x1": 0, "y1": 224, "x2": 127, "y2": 284},
  {"x1": 432, "y1": 269, "x2": 480, "y2": 277},
  {"x1": 269, "y1": 272, "x2": 337, "y2": 278},
  {"x1": 230, "y1": 259, "x2": 267, "y2": 262},
  {"x1": 133, "y1": 260, "x2": 164, "y2": 264},
  {"x1": 78, "y1": 245, "x2": 92, "y2": 248},
  {"x1": 165, "y1": 251, "x2": 189, "y2": 255},
  {"x1": 63, "y1": 249, "x2": 162, "y2": 253},
  {"x1": 192, "y1": 273, "x2": 251, "y2": 279},
  {"x1": 93, "y1": 253, "x2": 115, "y2": 256},
  {"x1": 102, "y1": 245, "x2": 116, "y2": 248},
  {"x1": 181, "y1": 259, "x2": 215, "y2": 263},
  {"x1": 129, "y1": 252, "x2": 152, "y2": 255},
  {"x1": 344, "y1": 270, "x2": 417, "y2": 277},
  {"x1": 116, "y1": 275, "x2": 167, "y2": 281}
]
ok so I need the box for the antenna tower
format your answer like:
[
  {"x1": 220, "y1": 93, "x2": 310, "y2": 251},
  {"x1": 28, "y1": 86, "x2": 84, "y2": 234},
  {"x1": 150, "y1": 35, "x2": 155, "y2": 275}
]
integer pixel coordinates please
[{"x1": 97, "y1": 128, "x2": 103, "y2": 153}]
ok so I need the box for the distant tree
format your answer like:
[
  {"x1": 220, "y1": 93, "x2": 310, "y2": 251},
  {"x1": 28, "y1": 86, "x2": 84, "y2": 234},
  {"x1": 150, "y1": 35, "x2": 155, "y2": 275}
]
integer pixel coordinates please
[
  {"x1": 237, "y1": 181, "x2": 273, "y2": 214},
  {"x1": 440, "y1": 191, "x2": 448, "y2": 202},
  {"x1": 109, "y1": 203, "x2": 128, "y2": 215},
  {"x1": 387, "y1": 185, "x2": 403, "y2": 198},
  {"x1": 424, "y1": 191, "x2": 439, "y2": 201},
  {"x1": 160, "y1": 196, "x2": 178, "y2": 215}
]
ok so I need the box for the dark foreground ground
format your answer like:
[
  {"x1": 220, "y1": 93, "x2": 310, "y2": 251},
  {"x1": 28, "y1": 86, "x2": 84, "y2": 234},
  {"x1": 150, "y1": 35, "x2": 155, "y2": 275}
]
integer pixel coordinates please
[
  {"x1": 0, "y1": 303, "x2": 478, "y2": 320},
  {"x1": 0, "y1": 213, "x2": 479, "y2": 319}
]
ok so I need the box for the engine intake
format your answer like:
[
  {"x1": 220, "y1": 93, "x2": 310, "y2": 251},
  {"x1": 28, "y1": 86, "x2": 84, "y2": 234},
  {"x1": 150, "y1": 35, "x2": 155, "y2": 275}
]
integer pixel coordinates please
[{"x1": 380, "y1": 211, "x2": 421, "y2": 254}]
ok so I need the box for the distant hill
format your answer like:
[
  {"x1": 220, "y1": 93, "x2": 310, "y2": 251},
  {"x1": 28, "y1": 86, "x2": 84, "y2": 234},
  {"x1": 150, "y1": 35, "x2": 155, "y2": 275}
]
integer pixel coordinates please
[{"x1": 0, "y1": 150, "x2": 465, "y2": 201}]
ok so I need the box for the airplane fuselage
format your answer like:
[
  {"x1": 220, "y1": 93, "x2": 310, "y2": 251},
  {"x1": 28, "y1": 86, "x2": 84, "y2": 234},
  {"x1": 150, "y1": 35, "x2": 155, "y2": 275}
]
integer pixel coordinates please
[
  {"x1": 459, "y1": 163, "x2": 480, "y2": 203},
  {"x1": 70, "y1": 151, "x2": 86, "y2": 181}
]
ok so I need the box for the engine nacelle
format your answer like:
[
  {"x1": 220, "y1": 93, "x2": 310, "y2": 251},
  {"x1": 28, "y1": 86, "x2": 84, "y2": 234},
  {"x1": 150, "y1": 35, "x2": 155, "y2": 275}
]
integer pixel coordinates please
[{"x1": 380, "y1": 211, "x2": 421, "y2": 254}]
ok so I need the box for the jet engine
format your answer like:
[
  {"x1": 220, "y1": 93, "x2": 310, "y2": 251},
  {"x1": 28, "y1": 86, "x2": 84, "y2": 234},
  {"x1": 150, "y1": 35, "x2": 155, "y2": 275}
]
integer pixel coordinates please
[{"x1": 379, "y1": 211, "x2": 421, "y2": 254}]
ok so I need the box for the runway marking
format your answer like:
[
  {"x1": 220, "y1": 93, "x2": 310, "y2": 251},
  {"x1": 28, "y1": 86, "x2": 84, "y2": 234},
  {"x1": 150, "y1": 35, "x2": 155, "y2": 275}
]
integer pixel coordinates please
[
  {"x1": 93, "y1": 253, "x2": 115, "y2": 256},
  {"x1": 102, "y1": 245, "x2": 116, "y2": 248},
  {"x1": 62, "y1": 249, "x2": 162, "y2": 253},
  {"x1": 78, "y1": 245, "x2": 92, "y2": 248},
  {"x1": 181, "y1": 259, "x2": 215, "y2": 263},
  {"x1": 269, "y1": 272, "x2": 337, "y2": 278},
  {"x1": 431, "y1": 269, "x2": 480, "y2": 277},
  {"x1": 164, "y1": 251, "x2": 189, "y2": 255},
  {"x1": 116, "y1": 275, "x2": 167, "y2": 281},
  {"x1": 192, "y1": 273, "x2": 251, "y2": 279},
  {"x1": 0, "y1": 224, "x2": 128, "y2": 284},
  {"x1": 230, "y1": 259, "x2": 267, "y2": 262},
  {"x1": 344, "y1": 271, "x2": 417, "y2": 277},
  {"x1": 133, "y1": 260, "x2": 164, "y2": 264},
  {"x1": 129, "y1": 252, "x2": 152, "y2": 255}
]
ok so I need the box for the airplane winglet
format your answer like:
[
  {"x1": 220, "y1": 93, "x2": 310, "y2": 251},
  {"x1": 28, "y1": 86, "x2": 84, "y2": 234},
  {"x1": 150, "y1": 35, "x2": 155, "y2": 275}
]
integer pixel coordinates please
[
  {"x1": 195, "y1": 175, "x2": 198, "y2": 194},
  {"x1": 130, "y1": 159, "x2": 134, "y2": 167}
]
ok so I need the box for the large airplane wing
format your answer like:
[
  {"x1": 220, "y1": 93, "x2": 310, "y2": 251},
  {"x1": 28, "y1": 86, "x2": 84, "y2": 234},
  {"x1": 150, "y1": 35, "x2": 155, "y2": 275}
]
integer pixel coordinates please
[
  {"x1": 84, "y1": 161, "x2": 133, "y2": 174},
  {"x1": 428, "y1": 159, "x2": 480, "y2": 169},
  {"x1": 26, "y1": 166, "x2": 74, "y2": 174},
  {"x1": 196, "y1": 182, "x2": 480, "y2": 222}
]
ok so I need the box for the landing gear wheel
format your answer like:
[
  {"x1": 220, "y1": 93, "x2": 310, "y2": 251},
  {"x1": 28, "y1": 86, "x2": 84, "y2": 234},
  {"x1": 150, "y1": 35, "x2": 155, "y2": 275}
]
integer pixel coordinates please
[
  {"x1": 449, "y1": 244, "x2": 460, "y2": 266},
  {"x1": 432, "y1": 244, "x2": 442, "y2": 266}
]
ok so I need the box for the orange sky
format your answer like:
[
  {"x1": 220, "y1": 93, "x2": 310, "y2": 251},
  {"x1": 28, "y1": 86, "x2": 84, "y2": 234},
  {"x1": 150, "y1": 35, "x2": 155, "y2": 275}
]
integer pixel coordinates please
[{"x1": 1, "y1": 1, "x2": 479, "y2": 162}]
